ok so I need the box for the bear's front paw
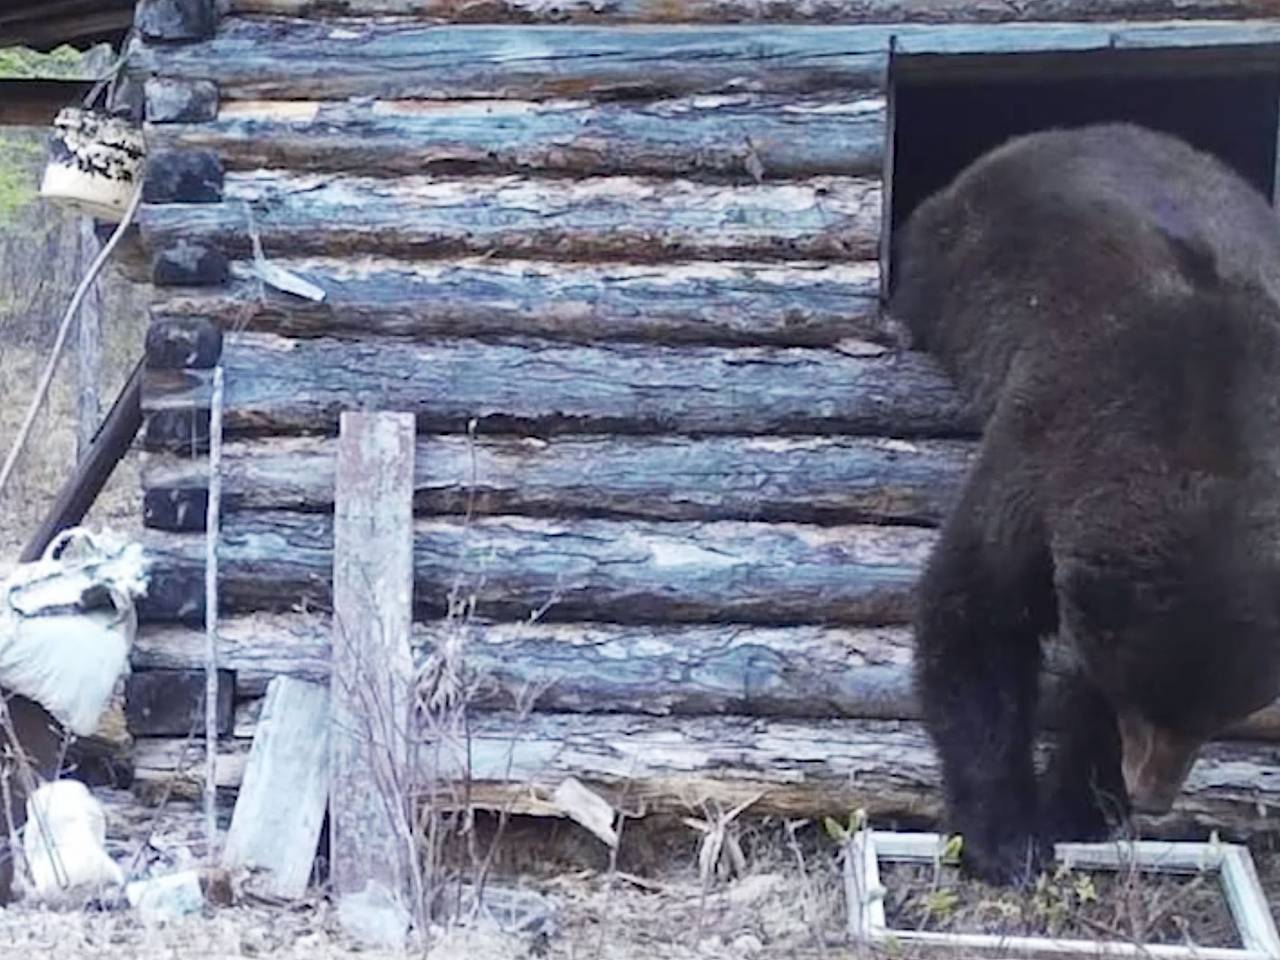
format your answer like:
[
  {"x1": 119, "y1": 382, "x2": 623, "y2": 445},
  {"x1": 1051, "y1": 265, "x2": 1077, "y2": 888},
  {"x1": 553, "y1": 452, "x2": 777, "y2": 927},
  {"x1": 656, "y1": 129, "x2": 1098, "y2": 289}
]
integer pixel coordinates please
[{"x1": 960, "y1": 832, "x2": 1045, "y2": 888}]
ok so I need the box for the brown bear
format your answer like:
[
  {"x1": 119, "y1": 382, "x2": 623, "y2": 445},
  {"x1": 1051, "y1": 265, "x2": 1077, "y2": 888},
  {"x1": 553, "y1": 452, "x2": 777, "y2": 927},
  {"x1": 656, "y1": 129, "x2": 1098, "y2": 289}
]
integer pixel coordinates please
[{"x1": 891, "y1": 123, "x2": 1280, "y2": 885}]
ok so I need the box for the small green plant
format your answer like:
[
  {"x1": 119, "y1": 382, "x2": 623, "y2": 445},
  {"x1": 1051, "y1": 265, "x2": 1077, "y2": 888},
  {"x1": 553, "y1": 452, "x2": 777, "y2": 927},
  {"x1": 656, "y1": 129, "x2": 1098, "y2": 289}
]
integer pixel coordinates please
[{"x1": 822, "y1": 807, "x2": 867, "y2": 843}]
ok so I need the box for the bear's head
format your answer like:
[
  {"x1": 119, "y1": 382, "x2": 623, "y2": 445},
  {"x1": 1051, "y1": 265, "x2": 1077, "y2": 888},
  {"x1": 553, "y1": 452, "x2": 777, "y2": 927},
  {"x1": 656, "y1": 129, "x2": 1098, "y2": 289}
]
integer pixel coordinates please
[{"x1": 1057, "y1": 544, "x2": 1280, "y2": 815}]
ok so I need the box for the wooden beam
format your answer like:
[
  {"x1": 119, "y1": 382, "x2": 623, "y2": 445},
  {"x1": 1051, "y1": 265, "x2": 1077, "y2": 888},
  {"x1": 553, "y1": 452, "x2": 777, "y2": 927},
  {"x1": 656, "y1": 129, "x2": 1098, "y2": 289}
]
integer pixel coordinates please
[
  {"x1": 129, "y1": 615, "x2": 1280, "y2": 742},
  {"x1": 222, "y1": 676, "x2": 330, "y2": 900},
  {"x1": 329, "y1": 412, "x2": 416, "y2": 902},
  {"x1": 138, "y1": 172, "x2": 883, "y2": 264},
  {"x1": 19, "y1": 358, "x2": 143, "y2": 563},
  {"x1": 124, "y1": 668, "x2": 234, "y2": 736},
  {"x1": 221, "y1": 0, "x2": 1280, "y2": 22},
  {"x1": 138, "y1": 333, "x2": 971, "y2": 449},
  {"x1": 130, "y1": 23, "x2": 889, "y2": 101},
  {"x1": 128, "y1": 714, "x2": 1280, "y2": 839},
  {"x1": 0, "y1": 81, "x2": 93, "y2": 126},
  {"x1": 150, "y1": 258, "x2": 887, "y2": 348},
  {"x1": 136, "y1": 512, "x2": 934, "y2": 625},
  {"x1": 147, "y1": 95, "x2": 886, "y2": 179},
  {"x1": 140, "y1": 433, "x2": 972, "y2": 530}
]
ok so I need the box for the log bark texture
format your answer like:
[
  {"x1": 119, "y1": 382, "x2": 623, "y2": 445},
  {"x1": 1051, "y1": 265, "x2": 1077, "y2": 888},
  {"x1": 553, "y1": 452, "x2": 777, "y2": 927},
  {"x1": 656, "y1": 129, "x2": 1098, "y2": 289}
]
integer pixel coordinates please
[
  {"x1": 141, "y1": 434, "x2": 972, "y2": 528},
  {"x1": 130, "y1": 22, "x2": 889, "y2": 101},
  {"x1": 140, "y1": 333, "x2": 972, "y2": 443},
  {"x1": 135, "y1": 615, "x2": 915, "y2": 709},
  {"x1": 148, "y1": 95, "x2": 886, "y2": 179},
  {"x1": 223, "y1": 0, "x2": 1280, "y2": 22},
  {"x1": 136, "y1": 512, "x2": 935, "y2": 624},
  {"x1": 139, "y1": 173, "x2": 883, "y2": 263},
  {"x1": 151, "y1": 258, "x2": 888, "y2": 347},
  {"x1": 128, "y1": 615, "x2": 1280, "y2": 740},
  {"x1": 128, "y1": 714, "x2": 1280, "y2": 837}
]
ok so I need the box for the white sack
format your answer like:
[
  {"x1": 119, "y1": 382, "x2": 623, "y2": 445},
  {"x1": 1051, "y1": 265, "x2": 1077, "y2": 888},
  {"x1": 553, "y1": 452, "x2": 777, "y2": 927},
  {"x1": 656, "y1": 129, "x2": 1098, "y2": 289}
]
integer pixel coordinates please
[
  {"x1": 0, "y1": 528, "x2": 149, "y2": 736},
  {"x1": 24, "y1": 779, "x2": 124, "y2": 901}
]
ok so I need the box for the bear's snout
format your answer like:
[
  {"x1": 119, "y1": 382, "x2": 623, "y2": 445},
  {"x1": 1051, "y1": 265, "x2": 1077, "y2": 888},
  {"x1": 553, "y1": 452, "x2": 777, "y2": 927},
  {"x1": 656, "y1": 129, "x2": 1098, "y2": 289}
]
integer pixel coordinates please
[{"x1": 1117, "y1": 712, "x2": 1201, "y2": 815}]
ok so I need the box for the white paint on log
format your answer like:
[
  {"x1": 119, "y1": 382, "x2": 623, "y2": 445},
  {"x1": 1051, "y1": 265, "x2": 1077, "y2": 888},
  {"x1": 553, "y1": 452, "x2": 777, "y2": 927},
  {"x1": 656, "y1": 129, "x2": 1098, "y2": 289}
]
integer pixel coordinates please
[
  {"x1": 330, "y1": 412, "x2": 416, "y2": 903},
  {"x1": 222, "y1": 676, "x2": 330, "y2": 899}
]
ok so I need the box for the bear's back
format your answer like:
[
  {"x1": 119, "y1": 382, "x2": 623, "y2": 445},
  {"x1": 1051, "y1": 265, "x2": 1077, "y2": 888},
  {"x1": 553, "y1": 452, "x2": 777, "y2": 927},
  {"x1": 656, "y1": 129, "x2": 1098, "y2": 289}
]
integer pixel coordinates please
[{"x1": 891, "y1": 123, "x2": 1280, "y2": 422}]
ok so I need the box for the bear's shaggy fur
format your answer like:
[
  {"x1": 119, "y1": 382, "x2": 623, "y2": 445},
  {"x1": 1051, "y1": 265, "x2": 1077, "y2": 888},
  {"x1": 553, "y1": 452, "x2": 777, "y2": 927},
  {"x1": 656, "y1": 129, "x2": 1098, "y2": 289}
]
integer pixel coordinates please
[{"x1": 892, "y1": 124, "x2": 1280, "y2": 885}]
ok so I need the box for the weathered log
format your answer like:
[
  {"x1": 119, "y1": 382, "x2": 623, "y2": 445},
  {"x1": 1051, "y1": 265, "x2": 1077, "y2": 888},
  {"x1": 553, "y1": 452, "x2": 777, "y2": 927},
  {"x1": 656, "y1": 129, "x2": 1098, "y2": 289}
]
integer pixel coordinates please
[
  {"x1": 150, "y1": 257, "x2": 889, "y2": 347},
  {"x1": 135, "y1": 0, "x2": 215, "y2": 40},
  {"x1": 152, "y1": 241, "x2": 229, "y2": 286},
  {"x1": 141, "y1": 434, "x2": 972, "y2": 529},
  {"x1": 135, "y1": 615, "x2": 915, "y2": 707},
  {"x1": 125, "y1": 668, "x2": 235, "y2": 736},
  {"x1": 141, "y1": 149, "x2": 224, "y2": 204},
  {"x1": 148, "y1": 95, "x2": 886, "y2": 179},
  {"x1": 132, "y1": 615, "x2": 1280, "y2": 741},
  {"x1": 128, "y1": 714, "x2": 1280, "y2": 837},
  {"x1": 145, "y1": 78, "x2": 218, "y2": 123},
  {"x1": 129, "y1": 22, "x2": 888, "y2": 101},
  {"x1": 137, "y1": 512, "x2": 934, "y2": 624},
  {"x1": 222, "y1": 0, "x2": 1280, "y2": 22},
  {"x1": 146, "y1": 317, "x2": 223, "y2": 369},
  {"x1": 139, "y1": 172, "x2": 882, "y2": 263},
  {"x1": 140, "y1": 333, "x2": 972, "y2": 445}
]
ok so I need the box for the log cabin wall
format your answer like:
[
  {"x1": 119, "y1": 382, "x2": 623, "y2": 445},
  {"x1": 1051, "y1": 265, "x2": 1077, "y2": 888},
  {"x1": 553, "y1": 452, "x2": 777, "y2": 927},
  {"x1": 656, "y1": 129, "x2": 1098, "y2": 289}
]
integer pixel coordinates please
[{"x1": 123, "y1": 0, "x2": 1280, "y2": 836}]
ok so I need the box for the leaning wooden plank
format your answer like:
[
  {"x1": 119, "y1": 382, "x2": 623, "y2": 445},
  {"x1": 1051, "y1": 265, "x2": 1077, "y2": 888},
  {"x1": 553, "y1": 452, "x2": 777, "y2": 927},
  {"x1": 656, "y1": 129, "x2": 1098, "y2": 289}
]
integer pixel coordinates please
[
  {"x1": 140, "y1": 333, "x2": 971, "y2": 444},
  {"x1": 329, "y1": 412, "x2": 416, "y2": 903},
  {"x1": 141, "y1": 434, "x2": 973, "y2": 528},
  {"x1": 131, "y1": 616, "x2": 1280, "y2": 741},
  {"x1": 222, "y1": 0, "x2": 1280, "y2": 22},
  {"x1": 151, "y1": 257, "x2": 887, "y2": 347},
  {"x1": 136, "y1": 512, "x2": 935, "y2": 624},
  {"x1": 221, "y1": 676, "x2": 329, "y2": 900},
  {"x1": 148, "y1": 95, "x2": 886, "y2": 179},
  {"x1": 129, "y1": 23, "x2": 889, "y2": 100},
  {"x1": 128, "y1": 716, "x2": 1280, "y2": 837},
  {"x1": 139, "y1": 173, "x2": 882, "y2": 263}
]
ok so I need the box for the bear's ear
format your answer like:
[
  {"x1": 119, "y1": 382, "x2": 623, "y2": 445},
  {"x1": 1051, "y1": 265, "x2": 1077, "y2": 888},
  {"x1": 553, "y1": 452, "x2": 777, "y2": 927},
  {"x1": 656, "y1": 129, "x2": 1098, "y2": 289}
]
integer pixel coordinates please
[{"x1": 1058, "y1": 562, "x2": 1136, "y2": 638}]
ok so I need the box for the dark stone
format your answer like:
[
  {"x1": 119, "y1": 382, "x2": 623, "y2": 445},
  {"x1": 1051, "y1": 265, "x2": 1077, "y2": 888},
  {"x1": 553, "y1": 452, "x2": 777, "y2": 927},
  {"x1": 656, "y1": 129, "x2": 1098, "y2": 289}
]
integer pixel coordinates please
[
  {"x1": 143, "y1": 150, "x2": 224, "y2": 204},
  {"x1": 152, "y1": 241, "x2": 229, "y2": 286},
  {"x1": 126, "y1": 669, "x2": 235, "y2": 736},
  {"x1": 136, "y1": 0, "x2": 216, "y2": 41}
]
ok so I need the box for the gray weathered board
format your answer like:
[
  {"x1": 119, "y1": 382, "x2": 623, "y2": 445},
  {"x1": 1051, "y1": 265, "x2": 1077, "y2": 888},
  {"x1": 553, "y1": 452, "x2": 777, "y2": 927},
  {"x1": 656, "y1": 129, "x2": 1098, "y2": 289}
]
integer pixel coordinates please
[
  {"x1": 221, "y1": 676, "x2": 330, "y2": 900},
  {"x1": 329, "y1": 412, "x2": 416, "y2": 901}
]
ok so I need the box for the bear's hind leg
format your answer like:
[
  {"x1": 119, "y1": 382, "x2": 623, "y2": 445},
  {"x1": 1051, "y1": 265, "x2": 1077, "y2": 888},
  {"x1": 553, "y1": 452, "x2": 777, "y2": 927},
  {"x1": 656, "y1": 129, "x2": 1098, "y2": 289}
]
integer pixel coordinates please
[{"x1": 916, "y1": 474, "x2": 1055, "y2": 886}]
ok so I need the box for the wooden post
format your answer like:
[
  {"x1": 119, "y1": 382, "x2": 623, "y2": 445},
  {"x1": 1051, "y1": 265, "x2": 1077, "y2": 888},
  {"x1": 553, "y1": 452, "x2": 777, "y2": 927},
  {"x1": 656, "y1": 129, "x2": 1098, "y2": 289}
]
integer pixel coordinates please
[
  {"x1": 75, "y1": 219, "x2": 101, "y2": 461},
  {"x1": 329, "y1": 412, "x2": 416, "y2": 907}
]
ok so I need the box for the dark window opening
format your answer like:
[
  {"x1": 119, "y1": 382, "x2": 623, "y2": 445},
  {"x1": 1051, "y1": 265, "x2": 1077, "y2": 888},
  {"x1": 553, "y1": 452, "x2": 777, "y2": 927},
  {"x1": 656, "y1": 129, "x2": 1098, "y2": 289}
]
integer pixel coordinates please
[{"x1": 889, "y1": 66, "x2": 1280, "y2": 250}]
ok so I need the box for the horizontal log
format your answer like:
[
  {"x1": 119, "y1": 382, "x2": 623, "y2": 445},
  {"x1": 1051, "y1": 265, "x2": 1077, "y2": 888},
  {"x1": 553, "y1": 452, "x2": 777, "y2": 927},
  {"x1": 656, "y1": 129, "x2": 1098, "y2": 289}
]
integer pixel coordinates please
[
  {"x1": 130, "y1": 22, "x2": 888, "y2": 101},
  {"x1": 151, "y1": 257, "x2": 888, "y2": 347},
  {"x1": 223, "y1": 0, "x2": 1280, "y2": 22},
  {"x1": 139, "y1": 172, "x2": 882, "y2": 263},
  {"x1": 137, "y1": 511, "x2": 935, "y2": 624},
  {"x1": 145, "y1": 77, "x2": 218, "y2": 123},
  {"x1": 140, "y1": 333, "x2": 971, "y2": 445},
  {"x1": 136, "y1": 615, "x2": 915, "y2": 706},
  {"x1": 128, "y1": 714, "x2": 1280, "y2": 836},
  {"x1": 133, "y1": 614, "x2": 1280, "y2": 741},
  {"x1": 141, "y1": 434, "x2": 972, "y2": 528},
  {"x1": 149, "y1": 95, "x2": 886, "y2": 179}
]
